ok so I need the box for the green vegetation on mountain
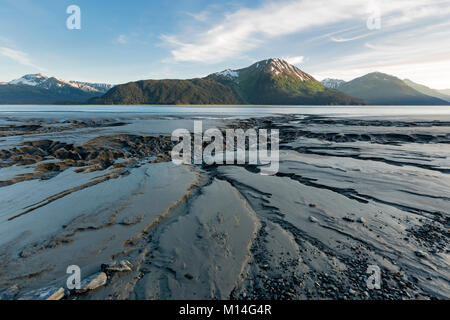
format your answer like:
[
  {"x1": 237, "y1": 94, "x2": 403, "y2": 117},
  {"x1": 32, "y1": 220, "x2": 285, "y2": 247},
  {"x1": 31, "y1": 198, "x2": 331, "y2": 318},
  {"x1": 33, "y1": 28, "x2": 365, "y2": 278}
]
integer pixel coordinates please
[
  {"x1": 0, "y1": 84, "x2": 97, "y2": 104},
  {"x1": 91, "y1": 59, "x2": 365, "y2": 105},
  {"x1": 338, "y1": 72, "x2": 449, "y2": 105},
  {"x1": 89, "y1": 78, "x2": 243, "y2": 105},
  {"x1": 403, "y1": 79, "x2": 450, "y2": 102}
]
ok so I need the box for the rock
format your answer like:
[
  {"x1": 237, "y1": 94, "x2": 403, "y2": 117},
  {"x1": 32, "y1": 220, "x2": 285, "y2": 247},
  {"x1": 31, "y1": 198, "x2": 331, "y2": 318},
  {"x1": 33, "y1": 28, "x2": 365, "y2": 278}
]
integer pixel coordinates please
[
  {"x1": 414, "y1": 250, "x2": 428, "y2": 258},
  {"x1": 18, "y1": 285, "x2": 65, "y2": 300},
  {"x1": 357, "y1": 217, "x2": 366, "y2": 224},
  {"x1": 349, "y1": 289, "x2": 356, "y2": 295},
  {"x1": 76, "y1": 272, "x2": 108, "y2": 293},
  {"x1": 184, "y1": 273, "x2": 194, "y2": 280},
  {"x1": 343, "y1": 217, "x2": 355, "y2": 222},
  {"x1": 101, "y1": 260, "x2": 133, "y2": 273},
  {"x1": 309, "y1": 216, "x2": 318, "y2": 223},
  {"x1": 0, "y1": 285, "x2": 19, "y2": 300}
]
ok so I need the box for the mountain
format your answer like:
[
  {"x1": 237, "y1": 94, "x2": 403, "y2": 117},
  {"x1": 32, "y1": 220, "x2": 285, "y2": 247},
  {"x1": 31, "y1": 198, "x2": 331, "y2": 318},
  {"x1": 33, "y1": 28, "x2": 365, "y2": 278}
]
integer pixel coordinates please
[
  {"x1": 89, "y1": 78, "x2": 242, "y2": 105},
  {"x1": 91, "y1": 59, "x2": 364, "y2": 105},
  {"x1": 438, "y1": 89, "x2": 450, "y2": 95},
  {"x1": 321, "y1": 78, "x2": 346, "y2": 89},
  {"x1": 403, "y1": 79, "x2": 450, "y2": 102},
  {"x1": 337, "y1": 72, "x2": 449, "y2": 105},
  {"x1": 70, "y1": 81, "x2": 114, "y2": 93},
  {"x1": 0, "y1": 74, "x2": 113, "y2": 104}
]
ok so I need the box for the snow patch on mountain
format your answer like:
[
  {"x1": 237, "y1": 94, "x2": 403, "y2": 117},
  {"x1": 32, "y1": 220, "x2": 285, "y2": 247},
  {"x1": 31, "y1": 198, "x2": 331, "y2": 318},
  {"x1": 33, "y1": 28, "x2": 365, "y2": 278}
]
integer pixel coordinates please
[
  {"x1": 10, "y1": 74, "x2": 49, "y2": 86},
  {"x1": 263, "y1": 58, "x2": 314, "y2": 81},
  {"x1": 213, "y1": 69, "x2": 239, "y2": 80},
  {"x1": 321, "y1": 78, "x2": 346, "y2": 89},
  {"x1": 9, "y1": 74, "x2": 113, "y2": 93}
]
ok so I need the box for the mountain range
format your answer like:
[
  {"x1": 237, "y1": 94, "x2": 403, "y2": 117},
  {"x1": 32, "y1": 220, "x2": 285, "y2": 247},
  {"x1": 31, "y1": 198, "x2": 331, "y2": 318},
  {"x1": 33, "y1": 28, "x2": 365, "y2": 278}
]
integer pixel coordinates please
[
  {"x1": 0, "y1": 74, "x2": 113, "y2": 104},
  {"x1": 1, "y1": 59, "x2": 449, "y2": 105},
  {"x1": 90, "y1": 58, "x2": 363, "y2": 105},
  {"x1": 321, "y1": 73, "x2": 450, "y2": 105},
  {"x1": 403, "y1": 79, "x2": 450, "y2": 103}
]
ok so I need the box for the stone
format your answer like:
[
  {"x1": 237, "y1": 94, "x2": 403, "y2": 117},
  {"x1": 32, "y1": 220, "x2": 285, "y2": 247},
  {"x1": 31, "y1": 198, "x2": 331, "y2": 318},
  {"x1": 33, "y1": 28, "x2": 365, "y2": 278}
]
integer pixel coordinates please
[
  {"x1": 18, "y1": 285, "x2": 65, "y2": 300},
  {"x1": 309, "y1": 216, "x2": 318, "y2": 223},
  {"x1": 0, "y1": 285, "x2": 19, "y2": 300},
  {"x1": 357, "y1": 217, "x2": 366, "y2": 224},
  {"x1": 414, "y1": 250, "x2": 428, "y2": 258},
  {"x1": 101, "y1": 260, "x2": 133, "y2": 273},
  {"x1": 76, "y1": 272, "x2": 108, "y2": 293}
]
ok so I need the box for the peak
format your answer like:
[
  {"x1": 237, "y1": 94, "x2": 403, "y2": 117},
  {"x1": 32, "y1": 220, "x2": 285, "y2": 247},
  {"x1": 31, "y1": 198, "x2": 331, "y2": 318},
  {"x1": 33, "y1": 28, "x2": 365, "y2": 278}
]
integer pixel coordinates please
[
  {"x1": 253, "y1": 58, "x2": 314, "y2": 81},
  {"x1": 213, "y1": 69, "x2": 239, "y2": 80},
  {"x1": 254, "y1": 58, "x2": 290, "y2": 66},
  {"x1": 366, "y1": 71, "x2": 392, "y2": 77},
  {"x1": 9, "y1": 73, "x2": 48, "y2": 86},
  {"x1": 24, "y1": 73, "x2": 48, "y2": 79}
]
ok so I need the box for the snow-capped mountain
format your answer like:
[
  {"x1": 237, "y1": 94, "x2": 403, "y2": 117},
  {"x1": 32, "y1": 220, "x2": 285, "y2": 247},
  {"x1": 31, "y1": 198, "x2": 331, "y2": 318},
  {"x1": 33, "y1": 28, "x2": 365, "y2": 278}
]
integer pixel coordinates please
[
  {"x1": 212, "y1": 58, "x2": 315, "y2": 82},
  {"x1": 9, "y1": 73, "x2": 49, "y2": 87},
  {"x1": 1, "y1": 74, "x2": 115, "y2": 104},
  {"x1": 70, "y1": 81, "x2": 114, "y2": 93},
  {"x1": 212, "y1": 69, "x2": 239, "y2": 80},
  {"x1": 9, "y1": 74, "x2": 113, "y2": 94},
  {"x1": 91, "y1": 58, "x2": 364, "y2": 105},
  {"x1": 321, "y1": 78, "x2": 346, "y2": 89}
]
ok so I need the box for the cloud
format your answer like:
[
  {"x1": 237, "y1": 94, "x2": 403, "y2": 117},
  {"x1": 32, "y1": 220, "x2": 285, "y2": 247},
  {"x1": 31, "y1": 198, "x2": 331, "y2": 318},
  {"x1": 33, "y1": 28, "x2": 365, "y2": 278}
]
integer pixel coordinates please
[
  {"x1": 115, "y1": 34, "x2": 128, "y2": 45},
  {"x1": 282, "y1": 56, "x2": 304, "y2": 65},
  {"x1": 0, "y1": 46, "x2": 43, "y2": 70},
  {"x1": 162, "y1": 0, "x2": 450, "y2": 64},
  {"x1": 186, "y1": 10, "x2": 210, "y2": 22},
  {"x1": 312, "y1": 23, "x2": 450, "y2": 88},
  {"x1": 331, "y1": 33, "x2": 372, "y2": 42}
]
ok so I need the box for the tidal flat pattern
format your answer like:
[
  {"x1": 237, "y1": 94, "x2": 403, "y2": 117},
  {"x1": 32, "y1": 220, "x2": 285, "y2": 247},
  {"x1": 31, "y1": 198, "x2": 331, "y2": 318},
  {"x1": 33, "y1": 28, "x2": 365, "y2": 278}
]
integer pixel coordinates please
[{"x1": 0, "y1": 113, "x2": 449, "y2": 300}]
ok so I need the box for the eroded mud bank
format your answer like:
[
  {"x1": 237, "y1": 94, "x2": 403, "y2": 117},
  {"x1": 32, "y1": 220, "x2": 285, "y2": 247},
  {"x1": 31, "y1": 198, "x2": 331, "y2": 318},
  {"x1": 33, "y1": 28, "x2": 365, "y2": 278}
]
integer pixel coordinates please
[{"x1": 0, "y1": 113, "x2": 448, "y2": 300}]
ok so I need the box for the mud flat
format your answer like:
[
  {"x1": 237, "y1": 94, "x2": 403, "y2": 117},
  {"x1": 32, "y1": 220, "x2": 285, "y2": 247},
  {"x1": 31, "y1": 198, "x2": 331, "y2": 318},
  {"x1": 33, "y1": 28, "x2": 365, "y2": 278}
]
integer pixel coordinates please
[{"x1": 0, "y1": 110, "x2": 449, "y2": 300}]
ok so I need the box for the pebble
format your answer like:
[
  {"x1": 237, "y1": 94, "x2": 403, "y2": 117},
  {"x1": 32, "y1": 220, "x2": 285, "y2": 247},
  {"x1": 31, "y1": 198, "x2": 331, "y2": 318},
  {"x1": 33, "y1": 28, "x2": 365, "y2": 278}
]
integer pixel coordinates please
[
  {"x1": 357, "y1": 217, "x2": 366, "y2": 224},
  {"x1": 18, "y1": 285, "x2": 65, "y2": 300},
  {"x1": 76, "y1": 272, "x2": 108, "y2": 293},
  {"x1": 101, "y1": 260, "x2": 133, "y2": 273},
  {"x1": 309, "y1": 216, "x2": 319, "y2": 223},
  {"x1": 414, "y1": 250, "x2": 428, "y2": 258},
  {"x1": 0, "y1": 285, "x2": 19, "y2": 300}
]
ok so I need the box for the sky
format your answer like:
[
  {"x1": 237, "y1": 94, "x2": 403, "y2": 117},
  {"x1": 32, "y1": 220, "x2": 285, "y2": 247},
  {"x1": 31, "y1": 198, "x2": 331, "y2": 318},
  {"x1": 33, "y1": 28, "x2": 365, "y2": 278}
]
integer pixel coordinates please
[{"x1": 1, "y1": 0, "x2": 450, "y2": 89}]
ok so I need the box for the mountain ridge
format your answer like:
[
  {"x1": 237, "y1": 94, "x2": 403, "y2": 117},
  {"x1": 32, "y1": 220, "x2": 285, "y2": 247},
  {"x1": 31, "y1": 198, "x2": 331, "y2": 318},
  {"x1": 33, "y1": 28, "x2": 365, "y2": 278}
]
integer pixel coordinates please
[
  {"x1": 404, "y1": 79, "x2": 450, "y2": 102},
  {"x1": 1, "y1": 63, "x2": 449, "y2": 105},
  {"x1": 0, "y1": 74, "x2": 114, "y2": 104},
  {"x1": 91, "y1": 58, "x2": 364, "y2": 105},
  {"x1": 336, "y1": 72, "x2": 449, "y2": 105}
]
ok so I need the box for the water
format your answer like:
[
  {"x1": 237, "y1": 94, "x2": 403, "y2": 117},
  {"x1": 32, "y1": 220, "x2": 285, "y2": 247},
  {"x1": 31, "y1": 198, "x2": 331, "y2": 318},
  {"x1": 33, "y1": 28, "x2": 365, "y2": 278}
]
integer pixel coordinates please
[{"x1": 1, "y1": 105, "x2": 450, "y2": 118}]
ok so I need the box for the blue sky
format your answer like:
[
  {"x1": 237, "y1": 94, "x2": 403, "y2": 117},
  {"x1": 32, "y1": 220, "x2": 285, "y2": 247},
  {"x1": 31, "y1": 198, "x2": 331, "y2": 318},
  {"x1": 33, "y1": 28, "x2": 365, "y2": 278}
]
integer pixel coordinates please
[{"x1": 1, "y1": 0, "x2": 450, "y2": 89}]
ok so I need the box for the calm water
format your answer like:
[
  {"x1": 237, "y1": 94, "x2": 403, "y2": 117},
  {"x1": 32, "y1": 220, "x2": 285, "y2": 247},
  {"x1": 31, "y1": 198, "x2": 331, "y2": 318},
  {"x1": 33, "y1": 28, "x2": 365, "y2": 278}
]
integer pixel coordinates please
[{"x1": 1, "y1": 105, "x2": 450, "y2": 118}]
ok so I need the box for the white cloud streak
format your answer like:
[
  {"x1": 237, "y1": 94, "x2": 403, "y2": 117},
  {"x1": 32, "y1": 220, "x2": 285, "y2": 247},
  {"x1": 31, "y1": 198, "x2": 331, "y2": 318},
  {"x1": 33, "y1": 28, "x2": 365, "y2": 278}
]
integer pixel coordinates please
[
  {"x1": 0, "y1": 46, "x2": 43, "y2": 70},
  {"x1": 162, "y1": 0, "x2": 450, "y2": 64},
  {"x1": 312, "y1": 22, "x2": 450, "y2": 88}
]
